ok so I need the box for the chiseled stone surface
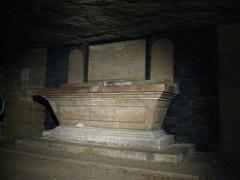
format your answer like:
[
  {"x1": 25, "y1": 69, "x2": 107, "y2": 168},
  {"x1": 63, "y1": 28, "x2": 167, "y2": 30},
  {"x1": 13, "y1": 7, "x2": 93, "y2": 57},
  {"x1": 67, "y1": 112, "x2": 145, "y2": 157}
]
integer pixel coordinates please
[
  {"x1": 40, "y1": 82, "x2": 177, "y2": 130},
  {"x1": 88, "y1": 39, "x2": 146, "y2": 81}
]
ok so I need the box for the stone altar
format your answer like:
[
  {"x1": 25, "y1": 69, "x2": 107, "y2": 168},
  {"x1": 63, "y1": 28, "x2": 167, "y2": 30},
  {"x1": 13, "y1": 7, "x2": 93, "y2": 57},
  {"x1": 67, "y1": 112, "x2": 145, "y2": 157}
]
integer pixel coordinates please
[
  {"x1": 34, "y1": 39, "x2": 195, "y2": 163},
  {"x1": 40, "y1": 81, "x2": 177, "y2": 150}
]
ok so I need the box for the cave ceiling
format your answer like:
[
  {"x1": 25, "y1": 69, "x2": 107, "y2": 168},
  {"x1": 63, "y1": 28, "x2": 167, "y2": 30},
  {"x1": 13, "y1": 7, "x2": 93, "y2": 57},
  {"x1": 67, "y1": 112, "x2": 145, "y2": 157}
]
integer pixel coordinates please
[{"x1": 0, "y1": 0, "x2": 239, "y2": 48}]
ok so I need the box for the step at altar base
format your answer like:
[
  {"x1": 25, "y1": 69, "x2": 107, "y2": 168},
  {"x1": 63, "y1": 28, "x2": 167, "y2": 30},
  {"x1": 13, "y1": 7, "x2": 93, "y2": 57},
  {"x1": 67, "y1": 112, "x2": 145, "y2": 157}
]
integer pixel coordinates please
[
  {"x1": 15, "y1": 136, "x2": 195, "y2": 165},
  {"x1": 42, "y1": 126, "x2": 175, "y2": 151}
]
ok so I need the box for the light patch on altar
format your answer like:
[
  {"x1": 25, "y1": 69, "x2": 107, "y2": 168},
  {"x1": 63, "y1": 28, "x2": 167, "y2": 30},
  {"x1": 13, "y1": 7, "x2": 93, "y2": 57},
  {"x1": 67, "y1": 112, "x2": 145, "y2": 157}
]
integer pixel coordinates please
[{"x1": 75, "y1": 123, "x2": 85, "y2": 128}]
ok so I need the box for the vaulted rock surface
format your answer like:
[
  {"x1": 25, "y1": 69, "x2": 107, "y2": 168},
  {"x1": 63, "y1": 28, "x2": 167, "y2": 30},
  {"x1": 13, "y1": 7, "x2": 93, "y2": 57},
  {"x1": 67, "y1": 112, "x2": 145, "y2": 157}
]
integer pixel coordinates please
[{"x1": 0, "y1": 0, "x2": 239, "y2": 48}]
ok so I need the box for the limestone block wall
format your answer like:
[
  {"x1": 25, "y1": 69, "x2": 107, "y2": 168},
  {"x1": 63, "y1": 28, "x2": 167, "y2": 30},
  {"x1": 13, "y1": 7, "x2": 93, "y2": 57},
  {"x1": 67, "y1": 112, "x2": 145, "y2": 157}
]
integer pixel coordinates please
[
  {"x1": 218, "y1": 22, "x2": 240, "y2": 162},
  {"x1": 2, "y1": 49, "x2": 47, "y2": 137}
]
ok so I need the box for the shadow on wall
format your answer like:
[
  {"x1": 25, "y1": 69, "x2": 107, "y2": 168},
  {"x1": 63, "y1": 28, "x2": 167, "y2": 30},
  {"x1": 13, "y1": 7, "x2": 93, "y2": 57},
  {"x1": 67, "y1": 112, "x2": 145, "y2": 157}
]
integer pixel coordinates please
[
  {"x1": 163, "y1": 26, "x2": 219, "y2": 153},
  {"x1": 0, "y1": 96, "x2": 5, "y2": 123},
  {"x1": 164, "y1": 90, "x2": 219, "y2": 152},
  {"x1": 33, "y1": 95, "x2": 59, "y2": 130}
]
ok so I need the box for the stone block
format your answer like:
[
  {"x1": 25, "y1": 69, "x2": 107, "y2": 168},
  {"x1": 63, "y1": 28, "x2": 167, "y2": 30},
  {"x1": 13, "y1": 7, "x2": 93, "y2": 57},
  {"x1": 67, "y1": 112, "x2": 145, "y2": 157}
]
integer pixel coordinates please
[
  {"x1": 88, "y1": 39, "x2": 145, "y2": 81},
  {"x1": 40, "y1": 82, "x2": 176, "y2": 130}
]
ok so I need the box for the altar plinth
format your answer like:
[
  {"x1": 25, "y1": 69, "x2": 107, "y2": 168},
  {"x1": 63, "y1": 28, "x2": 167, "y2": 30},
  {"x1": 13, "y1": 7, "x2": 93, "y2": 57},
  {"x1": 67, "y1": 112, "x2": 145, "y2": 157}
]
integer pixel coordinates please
[{"x1": 40, "y1": 82, "x2": 177, "y2": 150}]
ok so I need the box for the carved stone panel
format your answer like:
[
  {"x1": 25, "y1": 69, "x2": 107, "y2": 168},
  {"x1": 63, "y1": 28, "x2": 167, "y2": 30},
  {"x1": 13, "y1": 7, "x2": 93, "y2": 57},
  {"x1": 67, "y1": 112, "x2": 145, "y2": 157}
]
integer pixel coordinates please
[{"x1": 88, "y1": 39, "x2": 146, "y2": 81}]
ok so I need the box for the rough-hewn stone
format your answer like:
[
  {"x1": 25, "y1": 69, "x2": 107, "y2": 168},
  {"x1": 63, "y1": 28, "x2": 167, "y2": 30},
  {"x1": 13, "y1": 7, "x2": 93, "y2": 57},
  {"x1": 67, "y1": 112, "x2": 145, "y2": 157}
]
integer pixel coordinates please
[{"x1": 0, "y1": 0, "x2": 239, "y2": 48}]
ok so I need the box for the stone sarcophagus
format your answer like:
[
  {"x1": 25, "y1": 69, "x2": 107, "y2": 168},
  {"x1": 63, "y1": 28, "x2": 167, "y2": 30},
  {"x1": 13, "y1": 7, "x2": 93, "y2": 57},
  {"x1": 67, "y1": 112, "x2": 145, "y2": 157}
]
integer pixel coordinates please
[
  {"x1": 40, "y1": 82, "x2": 176, "y2": 130},
  {"x1": 40, "y1": 81, "x2": 177, "y2": 150}
]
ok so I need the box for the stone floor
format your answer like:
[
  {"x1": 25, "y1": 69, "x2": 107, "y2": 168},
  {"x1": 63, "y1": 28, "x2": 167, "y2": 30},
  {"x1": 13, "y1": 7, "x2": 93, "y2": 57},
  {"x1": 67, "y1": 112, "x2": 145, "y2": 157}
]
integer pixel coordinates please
[{"x1": 0, "y1": 139, "x2": 232, "y2": 180}]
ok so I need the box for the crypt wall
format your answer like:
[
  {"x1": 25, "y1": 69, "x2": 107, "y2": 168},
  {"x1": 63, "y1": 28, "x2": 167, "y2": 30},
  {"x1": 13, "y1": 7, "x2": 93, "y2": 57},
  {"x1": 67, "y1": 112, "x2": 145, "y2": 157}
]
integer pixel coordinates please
[
  {"x1": 218, "y1": 22, "x2": 240, "y2": 162},
  {"x1": 0, "y1": 26, "x2": 221, "y2": 153},
  {"x1": 164, "y1": 26, "x2": 219, "y2": 152},
  {"x1": 2, "y1": 49, "x2": 47, "y2": 137}
]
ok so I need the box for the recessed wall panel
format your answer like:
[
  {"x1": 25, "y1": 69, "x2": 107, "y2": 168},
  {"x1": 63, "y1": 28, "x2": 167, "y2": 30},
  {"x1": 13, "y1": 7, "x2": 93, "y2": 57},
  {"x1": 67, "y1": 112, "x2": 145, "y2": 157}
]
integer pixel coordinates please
[{"x1": 88, "y1": 39, "x2": 146, "y2": 81}]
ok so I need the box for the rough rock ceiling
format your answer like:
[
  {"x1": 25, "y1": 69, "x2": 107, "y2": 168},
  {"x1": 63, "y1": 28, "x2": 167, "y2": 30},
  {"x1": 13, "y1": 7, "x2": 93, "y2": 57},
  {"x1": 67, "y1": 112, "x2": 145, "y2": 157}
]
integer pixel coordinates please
[{"x1": 0, "y1": 0, "x2": 240, "y2": 48}]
